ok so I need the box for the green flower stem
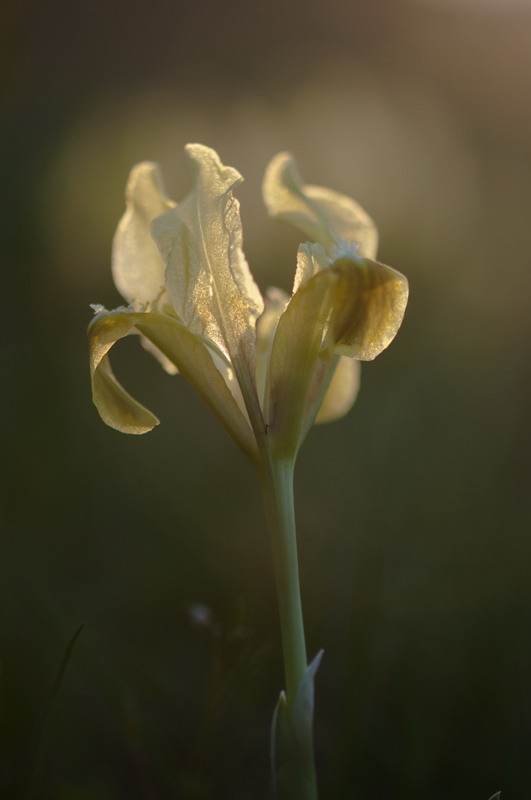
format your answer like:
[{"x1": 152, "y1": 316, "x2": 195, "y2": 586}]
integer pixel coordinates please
[
  {"x1": 259, "y1": 455, "x2": 307, "y2": 705},
  {"x1": 259, "y1": 452, "x2": 319, "y2": 800}
]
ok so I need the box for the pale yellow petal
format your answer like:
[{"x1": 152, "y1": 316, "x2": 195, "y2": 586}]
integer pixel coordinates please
[
  {"x1": 265, "y1": 249, "x2": 407, "y2": 455},
  {"x1": 292, "y1": 242, "x2": 328, "y2": 293},
  {"x1": 152, "y1": 144, "x2": 264, "y2": 365},
  {"x1": 256, "y1": 288, "x2": 290, "y2": 354},
  {"x1": 112, "y1": 163, "x2": 175, "y2": 306},
  {"x1": 321, "y1": 256, "x2": 409, "y2": 361},
  {"x1": 262, "y1": 152, "x2": 378, "y2": 258},
  {"x1": 265, "y1": 270, "x2": 337, "y2": 457},
  {"x1": 255, "y1": 287, "x2": 289, "y2": 407},
  {"x1": 88, "y1": 309, "x2": 257, "y2": 460},
  {"x1": 88, "y1": 311, "x2": 160, "y2": 434},
  {"x1": 140, "y1": 336, "x2": 178, "y2": 375},
  {"x1": 314, "y1": 356, "x2": 360, "y2": 424}
]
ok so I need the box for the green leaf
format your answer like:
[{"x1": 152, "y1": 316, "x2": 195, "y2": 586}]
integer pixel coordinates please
[
  {"x1": 271, "y1": 690, "x2": 290, "y2": 797},
  {"x1": 291, "y1": 650, "x2": 323, "y2": 770},
  {"x1": 270, "y1": 651, "x2": 323, "y2": 800},
  {"x1": 22, "y1": 624, "x2": 85, "y2": 798}
]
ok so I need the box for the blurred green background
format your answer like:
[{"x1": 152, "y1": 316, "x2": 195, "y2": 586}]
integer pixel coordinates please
[{"x1": 2, "y1": 0, "x2": 531, "y2": 797}]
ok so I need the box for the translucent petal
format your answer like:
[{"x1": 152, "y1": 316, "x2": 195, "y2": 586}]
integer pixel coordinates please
[
  {"x1": 256, "y1": 288, "x2": 290, "y2": 354},
  {"x1": 140, "y1": 336, "x2": 178, "y2": 375},
  {"x1": 152, "y1": 144, "x2": 264, "y2": 368},
  {"x1": 88, "y1": 311, "x2": 160, "y2": 434},
  {"x1": 266, "y1": 248, "x2": 407, "y2": 455},
  {"x1": 255, "y1": 287, "x2": 289, "y2": 408},
  {"x1": 293, "y1": 242, "x2": 328, "y2": 293},
  {"x1": 88, "y1": 309, "x2": 257, "y2": 460},
  {"x1": 262, "y1": 152, "x2": 378, "y2": 258},
  {"x1": 265, "y1": 267, "x2": 338, "y2": 457},
  {"x1": 112, "y1": 162, "x2": 175, "y2": 305},
  {"x1": 314, "y1": 356, "x2": 361, "y2": 424},
  {"x1": 321, "y1": 256, "x2": 409, "y2": 361}
]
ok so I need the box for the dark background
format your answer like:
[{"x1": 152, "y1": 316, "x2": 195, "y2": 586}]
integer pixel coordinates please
[{"x1": 2, "y1": 0, "x2": 531, "y2": 797}]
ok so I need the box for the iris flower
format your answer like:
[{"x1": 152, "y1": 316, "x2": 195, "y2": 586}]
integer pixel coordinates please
[
  {"x1": 88, "y1": 143, "x2": 408, "y2": 463},
  {"x1": 88, "y1": 144, "x2": 409, "y2": 798}
]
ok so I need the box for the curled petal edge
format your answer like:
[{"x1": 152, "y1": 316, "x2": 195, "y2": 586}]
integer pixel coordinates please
[
  {"x1": 266, "y1": 253, "x2": 407, "y2": 456},
  {"x1": 263, "y1": 152, "x2": 378, "y2": 258},
  {"x1": 88, "y1": 309, "x2": 258, "y2": 461},
  {"x1": 322, "y1": 256, "x2": 409, "y2": 362}
]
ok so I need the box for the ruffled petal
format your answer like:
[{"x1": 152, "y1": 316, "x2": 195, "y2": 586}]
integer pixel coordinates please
[
  {"x1": 262, "y1": 152, "x2": 378, "y2": 258},
  {"x1": 112, "y1": 162, "x2": 175, "y2": 306},
  {"x1": 88, "y1": 309, "x2": 257, "y2": 460},
  {"x1": 152, "y1": 144, "x2": 264, "y2": 366}
]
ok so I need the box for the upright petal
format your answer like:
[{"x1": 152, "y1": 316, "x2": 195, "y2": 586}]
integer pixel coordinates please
[
  {"x1": 152, "y1": 144, "x2": 264, "y2": 367},
  {"x1": 292, "y1": 242, "x2": 328, "y2": 293},
  {"x1": 264, "y1": 252, "x2": 338, "y2": 457},
  {"x1": 255, "y1": 287, "x2": 289, "y2": 408},
  {"x1": 112, "y1": 163, "x2": 175, "y2": 306},
  {"x1": 88, "y1": 308, "x2": 257, "y2": 461},
  {"x1": 263, "y1": 152, "x2": 378, "y2": 258}
]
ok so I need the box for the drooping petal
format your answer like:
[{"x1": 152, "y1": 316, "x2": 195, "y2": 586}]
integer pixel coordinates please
[
  {"x1": 88, "y1": 308, "x2": 257, "y2": 460},
  {"x1": 265, "y1": 244, "x2": 407, "y2": 455},
  {"x1": 140, "y1": 336, "x2": 178, "y2": 375},
  {"x1": 262, "y1": 152, "x2": 378, "y2": 258},
  {"x1": 254, "y1": 283, "x2": 360, "y2": 437},
  {"x1": 152, "y1": 144, "x2": 264, "y2": 367},
  {"x1": 321, "y1": 256, "x2": 409, "y2": 361},
  {"x1": 112, "y1": 162, "x2": 175, "y2": 306},
  {"x1": 88, "y1": 310, "x2": 160, "y2": 435},
  {"x1": 314, "y1": 357, "x2": 360, "y2": 424}
]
